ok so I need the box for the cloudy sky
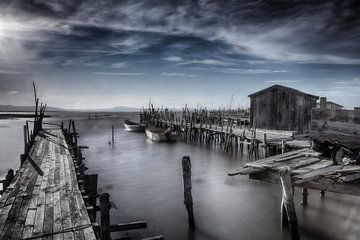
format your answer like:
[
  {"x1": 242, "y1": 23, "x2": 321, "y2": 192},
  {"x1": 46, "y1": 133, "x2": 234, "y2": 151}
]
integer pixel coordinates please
[{"x1": 0, "y1": 0, "x2": 359, "y2": 109}]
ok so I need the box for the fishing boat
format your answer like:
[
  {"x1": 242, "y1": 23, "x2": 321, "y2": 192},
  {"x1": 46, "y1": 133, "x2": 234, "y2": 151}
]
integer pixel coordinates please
[
  {"x1": 145, "y1": 127, "x2": 177, "y2": 142},
  {"x1": 123, "y1": 119, "x2": 145, "y2": 132}
]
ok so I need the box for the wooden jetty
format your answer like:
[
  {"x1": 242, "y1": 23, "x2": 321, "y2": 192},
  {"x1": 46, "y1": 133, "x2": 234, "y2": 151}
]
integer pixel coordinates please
[{"x1": 0, "y1": 129, "x2": 96, "y2": 239}]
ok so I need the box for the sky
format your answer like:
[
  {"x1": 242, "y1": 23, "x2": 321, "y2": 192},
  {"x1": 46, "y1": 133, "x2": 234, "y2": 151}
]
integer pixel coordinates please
[{"x1": 0, "y1": 0, "x2": 359, "y2": 109}]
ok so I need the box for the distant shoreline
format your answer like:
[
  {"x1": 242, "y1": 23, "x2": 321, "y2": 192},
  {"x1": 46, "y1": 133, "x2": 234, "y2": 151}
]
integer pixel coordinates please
[{"x1": 0, "y1": 113, "x2": 51, "y2": 119}]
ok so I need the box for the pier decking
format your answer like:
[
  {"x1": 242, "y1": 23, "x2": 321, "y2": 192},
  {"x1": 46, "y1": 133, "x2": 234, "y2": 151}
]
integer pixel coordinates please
[
  {"x1": 229, "y1": 148, "x2": 360, "y2": 195},
  {"x1": 0, "y1": 129, "x2": 96, "y2": 240}
]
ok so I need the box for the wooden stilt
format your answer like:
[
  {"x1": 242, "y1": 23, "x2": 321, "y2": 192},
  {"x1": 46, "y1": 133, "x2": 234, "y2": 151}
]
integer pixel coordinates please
[
  {"x1": 100, "y1": 193, "x2": 111, "y2": 240},
  {"x1": 279, "y1": 167, "x2": 299, "y2": 240},
  {"x1": 301, "y1": 188, "x2": 308, "y2": 206}
]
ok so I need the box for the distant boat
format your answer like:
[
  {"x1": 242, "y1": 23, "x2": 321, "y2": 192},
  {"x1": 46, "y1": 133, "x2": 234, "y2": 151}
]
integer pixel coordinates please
[
  {"x1": 123, "y1": 120, "x2": 145, "y2": 132},
  {"x1": 145, "y1": 127, "x2": 177, "y2": 142}
]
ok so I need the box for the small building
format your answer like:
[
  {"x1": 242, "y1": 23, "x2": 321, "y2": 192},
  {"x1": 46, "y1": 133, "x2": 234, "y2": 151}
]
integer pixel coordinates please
[
  {"x1": 248, "y1": 85, "x2": 318, "y2": 133},
  {"x1": 317, "y1": 97, "x2": 343, "y2": 110}
]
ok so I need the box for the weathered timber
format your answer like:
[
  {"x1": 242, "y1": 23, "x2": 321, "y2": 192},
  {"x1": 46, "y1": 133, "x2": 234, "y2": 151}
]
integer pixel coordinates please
[
  {"x1": 279, "y1": 168, "x2": 299, "y2": 240},
  {"x1": 142, "y1": 235, "x2": 164, "y2": 240},
  {"x1": 100, "y1": 193, "x2": 111, "y2": 240},
  {"x1": 110, "y1": 221, "x2": 147, "y2": 232}
]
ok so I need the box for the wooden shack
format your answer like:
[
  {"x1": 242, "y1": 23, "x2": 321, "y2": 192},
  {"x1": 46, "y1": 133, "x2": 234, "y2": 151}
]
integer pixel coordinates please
[{"x1": 249, "y1": 85, "x2": 318, "y2": 133}]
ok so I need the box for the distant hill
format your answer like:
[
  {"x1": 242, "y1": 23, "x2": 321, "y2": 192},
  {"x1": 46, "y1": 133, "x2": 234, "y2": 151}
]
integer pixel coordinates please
[{"x1": 0, "y1": 105, "x2": 64, "y2": 112}]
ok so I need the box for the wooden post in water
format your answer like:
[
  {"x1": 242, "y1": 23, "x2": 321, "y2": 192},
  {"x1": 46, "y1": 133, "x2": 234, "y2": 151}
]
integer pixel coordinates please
[
  {"x1": 111, "y1": 125, "x2": 114, "y2": 144},
  {"x1": 100, "y1": 193, "x2": 111, "y2": 240},
  {"x1": 181, "y1": 156, "x2": 195, "y2": 228},
  {"x1": 279, "y1": 167, "x2": 299, "y2": 240}
]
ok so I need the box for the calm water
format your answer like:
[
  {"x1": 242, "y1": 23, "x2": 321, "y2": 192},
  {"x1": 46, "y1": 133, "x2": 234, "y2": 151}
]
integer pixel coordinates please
[{"x1": 1, "y1": 112, "x2": 360, "y2": 240}]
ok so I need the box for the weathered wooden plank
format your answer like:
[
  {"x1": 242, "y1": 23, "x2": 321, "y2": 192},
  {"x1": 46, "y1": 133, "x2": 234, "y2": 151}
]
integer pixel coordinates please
[
  {"x1": 228, "y1": 166, "x2": 263, "y2": 176},
  {"x1": 43, "y1": 142, "x2": 56, "y2": 240},
  {"x1": 53, "y1": 138, "x2": 63, "y2": 240},
  {"x1": 338, "y1": 173, "x2": 360, "y2": 183},
  {"x1": 291, "y1": 160, "x2": 333, "y2": 175},
  {"x1": 294, "y1": 165, "x2": 343, "y2": 185},
  {"x1": 245, "y1": 149, "x2": 309, "y2": 168},
  {"x1": 286, "y1": 157, "x2": 322, "y2": 170},
  {"x1": 63, "y1": 153, "x2": 85, "y2": 240}
]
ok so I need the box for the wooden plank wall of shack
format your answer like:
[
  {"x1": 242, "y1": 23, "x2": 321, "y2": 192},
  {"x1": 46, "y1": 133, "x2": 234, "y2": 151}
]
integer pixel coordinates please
[
  {"x1": 249, "y1": 85, "x2": 318, "y2": 134},
  {"x1": 310, "y1": 108, "x2": 360, "y2": 149}
]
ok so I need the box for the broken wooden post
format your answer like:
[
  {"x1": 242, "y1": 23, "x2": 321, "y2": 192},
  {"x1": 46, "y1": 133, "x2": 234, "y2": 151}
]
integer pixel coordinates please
[
  {"x1": 100, "y1": 193, "x2": 111, "y2": 240},
  {"x1": 279, "y1": 167, "x2": 299, "y2": 240},
  {"x1": 181, "y1": 156, "x2": 195, "y2": 227},
  {"x1": 301, "y1": 188, "x2": 308, "y2": 206}
]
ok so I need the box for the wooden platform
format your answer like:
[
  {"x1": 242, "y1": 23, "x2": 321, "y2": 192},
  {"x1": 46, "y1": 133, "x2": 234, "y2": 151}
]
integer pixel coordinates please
[
  {"x1": 229, "y1": 148, "x2": 360, "y2": 196},
  {"x1": 0, "y1": 129, "x2": 96, "y2": 240},
  {"x1": 159, "y1": 120, "x2": 310, "y2": 149}
]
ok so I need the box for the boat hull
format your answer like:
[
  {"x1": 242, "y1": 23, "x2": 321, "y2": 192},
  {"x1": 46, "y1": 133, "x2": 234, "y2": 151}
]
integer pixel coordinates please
[
  {"x1": 123, "y1": 120, "x2": 145, "y2": 132},
  {"x1": 145, "y1": 128, "x2": 176, "y2": 142}
]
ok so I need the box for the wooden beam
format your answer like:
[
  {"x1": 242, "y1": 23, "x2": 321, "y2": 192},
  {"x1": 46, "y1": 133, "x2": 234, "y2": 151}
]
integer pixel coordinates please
[
  {"x1": 142, "y1": 236, "x2": 164, "y2": 240},
  {"x1": 110, "y1": 221, "x2": 147, "y2": 232},
  {"x1": 26, "y1": 155, "x2": 44, "y2": 176}
]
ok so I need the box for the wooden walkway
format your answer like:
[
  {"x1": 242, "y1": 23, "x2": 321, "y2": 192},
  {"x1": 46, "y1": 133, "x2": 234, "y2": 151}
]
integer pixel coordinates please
[{"x1": 0, "y1": 129, "x2": 96, "y2": 240}]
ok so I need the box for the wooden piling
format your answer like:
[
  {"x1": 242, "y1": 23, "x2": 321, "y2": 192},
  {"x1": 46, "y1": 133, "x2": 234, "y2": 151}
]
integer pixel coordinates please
[
  {"x1": 301, "y1": 188, "x2": 308, "y2": 206},
  {"x1": 84, "y1": 174, "x2": 98, "y2": 222},
  {"x1": 181, "y1": 156, "x2": 195, "y2": 227},
  {"x1": 100, "y1": 193, "x2": 111, "y2": 240},
  {"x1": 279, "y1": 167, "x2": 299, "y2": 240},
  {"x1": 111, "y1": 125, "x2": 114, "y2": 144}
]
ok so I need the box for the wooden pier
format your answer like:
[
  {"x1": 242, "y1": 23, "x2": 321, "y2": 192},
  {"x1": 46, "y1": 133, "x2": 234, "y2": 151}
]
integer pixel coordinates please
[
  {"x1": 140, "y1": 106, "x2": 310, "y2": 156},
  {"x1": 0, "y1": 128, "x2": 96, "y2": 240}
]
